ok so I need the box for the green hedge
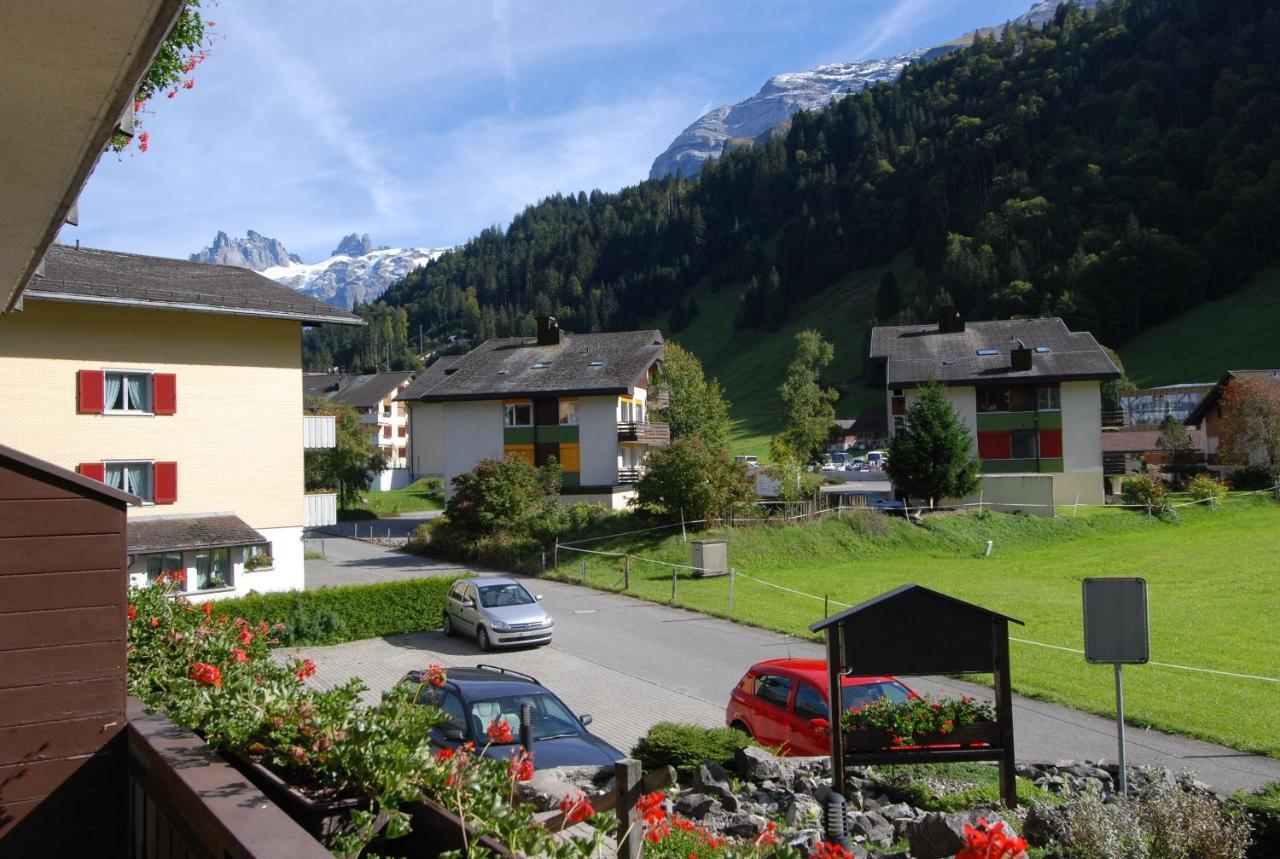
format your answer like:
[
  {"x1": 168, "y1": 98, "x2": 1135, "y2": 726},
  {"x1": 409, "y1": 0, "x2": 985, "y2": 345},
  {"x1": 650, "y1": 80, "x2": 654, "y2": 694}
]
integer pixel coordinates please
[
  {"x1": 217, "y1": 577, "x2": 463, "y2": 646},
  {"x1": 631, "y1": 722, "x2": 755, "y2": 776}
]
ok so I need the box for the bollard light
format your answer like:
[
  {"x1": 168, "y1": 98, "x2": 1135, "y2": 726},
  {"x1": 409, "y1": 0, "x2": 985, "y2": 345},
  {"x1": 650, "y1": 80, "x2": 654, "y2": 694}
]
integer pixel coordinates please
[{"x1": 824, "y1": 792, "x2": 851, "y2": 849}]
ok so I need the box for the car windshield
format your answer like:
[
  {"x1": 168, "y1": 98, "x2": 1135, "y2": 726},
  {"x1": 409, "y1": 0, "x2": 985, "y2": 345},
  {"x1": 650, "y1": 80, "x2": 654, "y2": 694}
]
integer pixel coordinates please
[
  {"x1": 841, "y1": 681, "x2": 912, "y2": 712},
  {"x1": 478, "y1": 583, "x2": 535, "y2": 608},
  {"x1": 466, "y1": 693, "x2": 582, "y2": 742}
]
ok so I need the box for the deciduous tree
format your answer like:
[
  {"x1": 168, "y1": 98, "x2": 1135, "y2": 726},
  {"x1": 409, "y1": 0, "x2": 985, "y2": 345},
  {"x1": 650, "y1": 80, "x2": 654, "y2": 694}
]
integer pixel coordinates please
[
  {"x1": 777, "y1": 330, "x2": 840, "y2": 465},
  {"x1": 633, "y1": 436, "x2": 751, "y2": 522},
  {"x1": 304, "y1": 399, "x2": 387, "y2": 508},
  {"x1": 653, "y1": 342, "x2": 732, "y2": 452},
  {"x1": 1218, "y1": 376, "x2": 1280, "y2": 497}
]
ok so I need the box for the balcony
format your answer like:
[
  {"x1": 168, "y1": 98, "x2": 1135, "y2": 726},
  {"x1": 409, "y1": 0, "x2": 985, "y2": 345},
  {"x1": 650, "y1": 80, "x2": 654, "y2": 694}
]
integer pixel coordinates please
[
  {"x1": 1101, "y1": 408, "x2": 1125, "y2": 428},
  {"x1": 617, "y1": 421, "x2": 670, "y2": 445},
  {"x1": 303, "y1": 414, "x2": 335, "y2": 449},
  {"x1": 618, "y1": 467, "x2": 645, "y2": 484}
]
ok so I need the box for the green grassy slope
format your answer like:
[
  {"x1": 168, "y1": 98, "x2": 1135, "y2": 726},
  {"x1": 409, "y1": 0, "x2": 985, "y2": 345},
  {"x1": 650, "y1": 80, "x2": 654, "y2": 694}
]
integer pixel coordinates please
[
  {"x1": 656, "y1": 256, "x2": 924, "y2": 457},
  {"x1": 551, "y1": 499, "x2": 1280, "y2": 756},
  {"x1": 1120, "y1": 264, "x2": 1280, "y2": 387}
]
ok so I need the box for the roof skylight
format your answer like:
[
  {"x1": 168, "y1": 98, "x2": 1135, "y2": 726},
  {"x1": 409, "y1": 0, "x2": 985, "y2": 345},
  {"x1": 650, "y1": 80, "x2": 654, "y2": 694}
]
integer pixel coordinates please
[
  {"x1": 976, "y1": 348, "x2": 1000, "y2": 356},
  {"x1": 588, "y1": 360, "x2": 605, "y2": 367},
  {"x1": 532, "y1": 362, "x2": 550, "y2": 369},
  {"x1": 1034, "y1": 346, "x2": 1051, "y2": 353}
]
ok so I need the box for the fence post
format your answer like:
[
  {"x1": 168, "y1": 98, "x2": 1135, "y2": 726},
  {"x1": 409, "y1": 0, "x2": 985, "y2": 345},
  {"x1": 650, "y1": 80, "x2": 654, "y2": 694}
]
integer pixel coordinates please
[
  {"x1": 624, "y1": 555, "x2": 630, "y2": 590},
  {"x1": 553, "y1": 538, "x2": 559, "y2": 569},
  {"x1": 1073, "y1": 493, "x2": 1080, "y2": 518},
  {"x1": 680, "y1": 508, "x2": 687, "y2": 543},
  {"x1": 581, "y1": 556, "x2": 587, "y2": 584},
  {"x1": 728, "y1": 568, "x2": 735, "y2": 619},
  {"x1": 615, "y1": 758, "x2": 643, "y2": 859},
  {"x1": 671, "y1": 567, "x2": 677, "y2": 602}
]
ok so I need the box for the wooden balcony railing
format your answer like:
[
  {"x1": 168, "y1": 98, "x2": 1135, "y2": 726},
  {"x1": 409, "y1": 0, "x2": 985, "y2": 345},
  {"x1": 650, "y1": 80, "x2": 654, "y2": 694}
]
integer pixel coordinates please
[
  {"x1": 1101, "y1": 409, "x2": 1126, "y2": 428},
  {"x1": 617, "y1": 467, "x2": 645, "y2": 484},
  {"x1": 617, "y1": 421, "x2": 670, "y2": 444}
]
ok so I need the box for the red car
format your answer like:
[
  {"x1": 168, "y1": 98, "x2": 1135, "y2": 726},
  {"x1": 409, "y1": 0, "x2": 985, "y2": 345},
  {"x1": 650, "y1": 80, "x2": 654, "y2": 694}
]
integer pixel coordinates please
[{"x1": 725, "y1": 658, "x2": 916, "y2": 756}]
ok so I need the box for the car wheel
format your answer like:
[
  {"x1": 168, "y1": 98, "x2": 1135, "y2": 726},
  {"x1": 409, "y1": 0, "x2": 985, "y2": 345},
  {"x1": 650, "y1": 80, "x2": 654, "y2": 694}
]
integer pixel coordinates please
[
  {"x1": 442, "y1": 613, "x2": 454, "y2": 637},
  {"x1": 730, "y1": 720, "x2": 752, "y2": 739},
  {"x1": 477, "y1": 626, "x2": 492, "y2": 652}
]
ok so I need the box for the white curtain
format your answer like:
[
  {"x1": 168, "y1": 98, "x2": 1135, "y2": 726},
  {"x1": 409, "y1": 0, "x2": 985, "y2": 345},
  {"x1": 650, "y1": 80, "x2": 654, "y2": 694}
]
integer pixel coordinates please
[
  {"x1": 126, "y1": 375, "x2": 146, "y2": 411},
  {"x1": 104, "y1": 374, "x2": 122, "y2": 410},
  {"x1": 104, "y1": 465, "x2": 124, "y2": 490},
  {"x1": 126, "y1": 463, "x2": 148, "y2": 498}
]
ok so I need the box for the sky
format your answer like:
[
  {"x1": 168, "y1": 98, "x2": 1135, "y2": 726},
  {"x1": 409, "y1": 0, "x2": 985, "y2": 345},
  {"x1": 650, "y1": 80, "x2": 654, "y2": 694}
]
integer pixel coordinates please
[{"x1": 66, "y1": 0, "x2": 1040, "y2": 263}]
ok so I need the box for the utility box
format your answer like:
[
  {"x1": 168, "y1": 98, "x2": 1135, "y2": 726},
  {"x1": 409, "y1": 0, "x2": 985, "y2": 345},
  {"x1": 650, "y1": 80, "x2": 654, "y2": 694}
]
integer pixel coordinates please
[{"x1": 691, "y1": 539, "x2": 728, "y2": 578}]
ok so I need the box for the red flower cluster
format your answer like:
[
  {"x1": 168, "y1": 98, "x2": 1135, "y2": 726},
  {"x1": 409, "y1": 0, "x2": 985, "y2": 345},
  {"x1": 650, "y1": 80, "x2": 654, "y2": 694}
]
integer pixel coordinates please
[
  {"x1": 668, "y1": 815, "x2": 727, "y2": 850},
  {"x1": 508, "y1": 748, "x2": 534, "y2": 782},
  {"x1": 811, "y1": 841, "x2": 854, "y2": 859},
  {"x1": 190, "y1": 661, "x2": 223, "y2": 689},
  {"x1": 127, "y1": 604, "x2": 138, "y2": 622},
  {"x1": 231, "y1": 647, "x2": 248, "y2": 663},
  {"x1": 425, "y1": 664, "x2": 447, "y2": 688},
  {"x1": 150, "y1": 617, "x2": 160, "y2": 628},
  {"x1": 294, "y1": 658, "x2": 317, "y2": 681},
  {"x1": 559, "y1": 791, "x2": 595, "y2": 824},
  {"x1": 486, "y1": 718, "x2": 514, "y2": 745},
  {"x1": 754, "y1": 820, "x2": 779, "y2": 847},
  {"x1": 957, "y1": 819, "x2": 1028, "y2": 859},
  {"x1": 637, "y1": 791, "x2": 670, "y2": 842},
  {"x1": 202, "y1": 602, "x2": 213, "y2": 617}
]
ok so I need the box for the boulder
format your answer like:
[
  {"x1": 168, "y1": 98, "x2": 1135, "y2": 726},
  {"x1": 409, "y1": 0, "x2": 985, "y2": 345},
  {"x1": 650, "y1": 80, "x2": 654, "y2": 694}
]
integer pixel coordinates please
[
  {"x1": 851, "y1": 809, "x2": 895, "y2": 846},
  {"x1": 723, "y1": 813, "x2": 770, "y2": 838},
  {"x1": 785, "y1": 795, "x2": 823, "y2": 828},
  {"x1": 692, "y1": 762, "x2": 733, "y2": 793},
  {"x1": 737, "y1": 746, "x2": 785, "y2": 782},
  {"x1": 902, "y1": 812, "x2": 1003, "y2": 859},
  {"x1": 674, "y1": 792, "x2": 721, "y2": 820}
]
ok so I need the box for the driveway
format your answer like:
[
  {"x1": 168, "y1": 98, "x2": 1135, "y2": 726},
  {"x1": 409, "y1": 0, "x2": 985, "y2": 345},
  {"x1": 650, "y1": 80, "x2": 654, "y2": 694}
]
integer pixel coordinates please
[{"x1": 295, "y1": 538, "x2": 1280, "y2": 792}]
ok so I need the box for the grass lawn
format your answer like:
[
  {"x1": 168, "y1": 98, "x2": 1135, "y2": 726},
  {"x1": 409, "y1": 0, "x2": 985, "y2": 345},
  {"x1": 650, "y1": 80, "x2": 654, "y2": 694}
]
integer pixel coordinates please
[
  {"x1": 651, "y1": 255, "x2": 925, "y2": 459},
  {"x1": 548, "y1": 498, "x2": 1280, "y2": 756},
  {"x1": 1120, "y1": 263, "x2": 1280, "y2": 387},
  {"x1": 340, "y1": 478, "x2": 443, "y2": 520}
]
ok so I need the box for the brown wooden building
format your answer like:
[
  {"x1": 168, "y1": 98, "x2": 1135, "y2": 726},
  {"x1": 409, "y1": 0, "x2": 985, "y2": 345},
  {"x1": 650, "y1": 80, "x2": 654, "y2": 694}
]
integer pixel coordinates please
[{"x1": 0, "y1": 444, "x2": 136, "y2": 855}]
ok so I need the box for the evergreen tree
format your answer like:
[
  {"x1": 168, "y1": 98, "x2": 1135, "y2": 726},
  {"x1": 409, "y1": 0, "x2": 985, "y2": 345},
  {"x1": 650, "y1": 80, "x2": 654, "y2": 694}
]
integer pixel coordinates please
[
  {"x1": 653, "y1": 342, "x2": 732, "y2": 453},
  {"x1": 886, "y1": 381, "x2": 981, "y2": 508},
  {"x1": 777, "y1": 330, "x2": 840, "y2": 465}
]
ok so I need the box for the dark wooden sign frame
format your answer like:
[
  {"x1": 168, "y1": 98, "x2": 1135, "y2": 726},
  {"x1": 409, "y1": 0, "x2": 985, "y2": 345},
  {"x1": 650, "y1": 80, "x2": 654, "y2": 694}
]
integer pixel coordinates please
[{"x1": 809, "y1": 584, "x2": 1024, "y2": 808}]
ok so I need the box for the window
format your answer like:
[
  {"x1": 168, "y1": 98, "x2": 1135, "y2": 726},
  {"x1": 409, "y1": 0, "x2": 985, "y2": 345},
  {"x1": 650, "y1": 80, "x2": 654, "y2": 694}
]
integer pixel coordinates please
[
  {"x1": 1037, "y1": 385, "x2": 1061, "y2": 411},
  {"x1": 397, "y1": 426, "x2": 407, "y2": 437},
  {"x1": 754, "y1": 674, "x2": 793, "y2": 709},
  {"x1": 194, "y1": 548, "x2": 232, "y2": 590},
  {"x1": 976, "y1": 386, "x2": 1010, "y2": 413},
  {"x1": 504, "y1": 402, "x2": 532, "y2": 427},
  {"x1": 559, "y1": 399, "x2": 579, "y2": 425},
  {"x1": 105, "y1": 461, "x2": 152, "y2": 502},
  {"x1": 105, "y1": 371, "x2": 152, "y2": 413},
  {"x1": 1008, "y1": 386, "x2": 1036, "y2": 412},
  {"x1": 840, "y1": 681, "x2": 911, "y2": 712},
  {"x1": 418, "y1": 688, "x2": 467, "y2": 733},
  {"x1": 793, "y1": 683, "x2": 828, "y2": 720},
  {"x1": 245, "y1": 543, "x2": 273, "y2": 570},
  {"x1": 143, "y1": 551, "x2": 184, "y2": 586},
  {"x1": 383, "y1": 402, "x2": 393, "y2": 416},
  {"x1": 1011, "y1": 429, "x2": 1038, "y2": 459},
  {"x1": 382, "y1": 425, "x2": 392, "y2": 439}
]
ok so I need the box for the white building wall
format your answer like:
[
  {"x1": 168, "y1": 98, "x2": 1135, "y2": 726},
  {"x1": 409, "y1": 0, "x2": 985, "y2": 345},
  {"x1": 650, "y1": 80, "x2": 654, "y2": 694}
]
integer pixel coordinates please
[
  {"x1": 126, "y1": 525, "x2": 304, "y2": 601},
  {"x1": 1061, "y1": 380, "x2": 1103, "y2": 486},
  {"x1": 408, "y1": 402, "x2": 445, "y2": 478},
  {"x1": 900, "y1": 385, "x2": 978, "y2": 443},
  {"x1": 442, "y1": 400, "x2": 503, "y2": 496},
  {"x1": 579, "y1": 395, "x2": 619, "y2": 487}
]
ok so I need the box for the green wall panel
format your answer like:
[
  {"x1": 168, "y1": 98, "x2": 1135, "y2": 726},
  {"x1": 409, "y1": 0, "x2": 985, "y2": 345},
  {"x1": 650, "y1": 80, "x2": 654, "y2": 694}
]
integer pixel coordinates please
[
  {"x1": 975, "y1": 411, "x2": 1063, "y2": 431},
  {"x1": 504, "y1": 427, "x2": 535, "y2": 445},
  {"x1": 980, "y1": 458, "x2": 1064, "y2": 474}
]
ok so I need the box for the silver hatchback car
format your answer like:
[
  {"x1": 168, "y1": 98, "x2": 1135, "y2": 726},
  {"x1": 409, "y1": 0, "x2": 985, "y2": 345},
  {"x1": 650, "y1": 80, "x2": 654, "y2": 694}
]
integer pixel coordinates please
[{"x1": 442, "y1": 577, "x2": 554, "y2": 651}]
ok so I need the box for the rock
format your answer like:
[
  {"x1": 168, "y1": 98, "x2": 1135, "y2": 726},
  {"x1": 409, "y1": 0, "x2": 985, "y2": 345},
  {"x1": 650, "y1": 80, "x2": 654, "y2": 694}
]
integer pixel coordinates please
[
  {"x1": 785, "y1": 795, "x2": 823, "y2": 828},
  {"x1": 674, "y1": 792, "x2": 720, "y2": 820},
  {"x1": 516, "y1": 769, "x2": 591, "y2": 811},
  {"x1": 737, "y1": 746, "x2": 785, "y2": 782},
  {"x1": 1022, "y1": 802, "x2": 1065, "y2": 847},
  {"x1": 723, "y1": 813, "x2": 769, "y2": 838},
  {"x1": 877, "y1": 802, "x2": 916, "y2": 821},
  {"x1": 692, "y1": 762, "x2": 732, "y2": 793},
  {"x1": 903, "y1": 812, "x2": 1003, "y2": 859},
  {"x1": 851, "y1": 810, "x2": 895, "y2": 846}
]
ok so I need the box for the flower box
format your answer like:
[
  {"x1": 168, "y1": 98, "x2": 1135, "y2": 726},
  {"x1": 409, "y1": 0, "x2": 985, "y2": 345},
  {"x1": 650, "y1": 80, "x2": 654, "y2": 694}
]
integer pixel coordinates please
[
  {"x1": 224, "y1": 749, "x2": 367, "y2": 841},
  {"x1": 844, "y1": 720, "x2": 998, "y2": 752},
  {"x1": 385, "y1": 797, "x2": 517, "y2": 859}
]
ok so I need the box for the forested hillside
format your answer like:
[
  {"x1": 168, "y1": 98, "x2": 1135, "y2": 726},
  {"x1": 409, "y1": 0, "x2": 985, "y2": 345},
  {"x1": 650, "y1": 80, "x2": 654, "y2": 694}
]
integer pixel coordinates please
[{"x1": 309, "y1": 0, "x2": 1280, "y2": 374}]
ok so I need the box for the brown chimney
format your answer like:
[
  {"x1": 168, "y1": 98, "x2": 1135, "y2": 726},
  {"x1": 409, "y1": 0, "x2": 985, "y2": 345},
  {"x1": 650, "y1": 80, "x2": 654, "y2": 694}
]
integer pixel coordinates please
[
  {"x1": 1011, "y1": 339, "x2": 1032, "y2": 371},
  {"x1": 536, "y1": 315, "x2": 563, "y2": 346}
]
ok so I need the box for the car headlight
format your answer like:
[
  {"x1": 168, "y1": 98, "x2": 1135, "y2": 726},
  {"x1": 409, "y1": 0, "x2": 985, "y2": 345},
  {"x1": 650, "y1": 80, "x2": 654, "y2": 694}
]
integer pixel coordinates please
[
  {"x1": 490, "y1": 620, "x2": 510, "y2": 632},
  {"x1": 542, "y1": 616, "x2": 554, "y2": 627}
]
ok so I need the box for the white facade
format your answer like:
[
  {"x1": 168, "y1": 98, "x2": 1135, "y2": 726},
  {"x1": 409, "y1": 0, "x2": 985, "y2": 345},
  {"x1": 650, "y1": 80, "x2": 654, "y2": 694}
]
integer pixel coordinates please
[
  {"x1": 127, "y1": 524, "x2": 303, "y2": 601},
  {"x1": 578, "y1": 395, "x2": 621, "y2": 487},
  {"x1": 409, "y1": 401, "x2": 446, "y2": 477},
  {"x1": 441, "y1": 399, "x2": 504, "y2": 491}
]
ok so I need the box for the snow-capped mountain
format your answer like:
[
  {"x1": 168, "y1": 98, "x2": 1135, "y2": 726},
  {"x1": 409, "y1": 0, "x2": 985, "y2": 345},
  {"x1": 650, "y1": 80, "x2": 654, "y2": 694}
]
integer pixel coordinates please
[
  {"x1": 190, "y1": 230, "x2": 449, "y2": 309},
  {"x1": 649, "y1": 0, "x2": 1103, "y2": 180}
]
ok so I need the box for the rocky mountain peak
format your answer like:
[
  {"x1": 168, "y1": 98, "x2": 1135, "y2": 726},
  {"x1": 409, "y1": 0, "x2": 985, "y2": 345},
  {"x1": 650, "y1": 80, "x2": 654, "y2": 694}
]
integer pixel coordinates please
[
  {"x1": 189, "y1": 229, "x2": 301, "y2": 271},
  {"x1": 332, "y1": 233, "x2": 374, "y2": 258}
]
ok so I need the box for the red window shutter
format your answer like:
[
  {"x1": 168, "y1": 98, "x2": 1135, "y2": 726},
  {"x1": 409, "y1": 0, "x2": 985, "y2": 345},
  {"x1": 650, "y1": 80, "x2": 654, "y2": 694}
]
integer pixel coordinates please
[
  {"x1": 77, "y1": 370, "x2": 105, "y2": 413},
  {"x1": 1039, "y1": 429, "x2": 1063, "y2": 458},
  {"x1": 77, "y1": 462, "x2": 105, "y2": 482},
  {"x1": 977, "y1": 430, "x2": 1012, "y2": 460},
  {"x1": 154, "y1": 462, "x2": 178, "y2": 504},
  {"x1": 153, "y1": 373, "x2": 177, "y2": 414}
]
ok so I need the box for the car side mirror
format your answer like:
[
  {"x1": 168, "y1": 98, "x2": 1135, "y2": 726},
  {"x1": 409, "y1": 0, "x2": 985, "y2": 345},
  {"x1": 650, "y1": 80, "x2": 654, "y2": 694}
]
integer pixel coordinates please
[
  {"x1": 808, "y1": 718, "x2": 831, "y2": 735},
  {"x1": 535, "y1": 594, "x2": 544, "y2": 601},
  {"x1": 578, "y1": 714, "x2": 593, "y2": 727},
  {"x1": 440, "y1": 728, "x2": 466, "y2": 742},
  {"x1": 461, "y1": 598, "x2": 474, "y2": 608}
]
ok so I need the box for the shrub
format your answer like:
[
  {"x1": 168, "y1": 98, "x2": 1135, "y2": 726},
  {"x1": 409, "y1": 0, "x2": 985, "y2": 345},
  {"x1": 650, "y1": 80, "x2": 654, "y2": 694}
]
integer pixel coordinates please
[
  {"x1": 1122, "y1": 473, "x2": 1170, "y2": 513},
  {"x1": 217, "y1": 577, "x2": 462, "y2": 646},
  {"x1": 838, "y1": 507, "x2": 890, "y2": 537},
  {"x1": 633, "y1": 436, "x2": 754, "y2": 522},
  {"x1": 1188, "y1": 474, "x2": 1229, "y2": 506},
  {"x1": 443, "y1": 456, "x2": 561, "y2": 543},
  {"x1": 1227, "y1": 465, "x2": 1272, "y2": 491},
  {"x1": 632, "y1": 722, "x2": 755, "y2": 775}
]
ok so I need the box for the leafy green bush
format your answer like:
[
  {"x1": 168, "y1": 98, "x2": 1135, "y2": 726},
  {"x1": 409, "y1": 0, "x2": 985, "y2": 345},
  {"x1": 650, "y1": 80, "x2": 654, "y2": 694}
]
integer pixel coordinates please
[
  {"x1": 632, "y1": 722, "x2": 755, "y2": 775},
  {"x1": 1228, "y1": 465, "x2": 1272, "y2": 491},
  {"x1": 633, "y1": 436, "x2": 753, "y2": 522},
  {"x1": 1188, "y1": 474, "x2": 1229, "y2": 506},
  {"x1": 217, "y1": 577, "x2": 462, "y2": 646},
  {"x1": 1122, "y1": 473, "x2": 1170, "y2": 513}
]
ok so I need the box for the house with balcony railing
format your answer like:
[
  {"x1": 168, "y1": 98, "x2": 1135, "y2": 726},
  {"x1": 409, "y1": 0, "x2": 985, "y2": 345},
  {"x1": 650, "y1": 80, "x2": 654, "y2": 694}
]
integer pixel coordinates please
[
  {"x1": 399, "y1": 316, "x2": 668, "y2": 509},
  {"x1": 304, "y1": 370, "x2": 414, "y2": 489},
  {"x1": 869, "y1": 315, "x2": 1120, "y2": 513}
]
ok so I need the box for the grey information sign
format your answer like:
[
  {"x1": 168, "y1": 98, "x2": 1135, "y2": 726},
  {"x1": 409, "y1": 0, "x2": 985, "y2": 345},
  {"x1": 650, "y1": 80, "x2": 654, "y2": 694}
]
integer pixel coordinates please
[{"x1": 1083, "y1": 577, "x2": 1149, "y2": 664}]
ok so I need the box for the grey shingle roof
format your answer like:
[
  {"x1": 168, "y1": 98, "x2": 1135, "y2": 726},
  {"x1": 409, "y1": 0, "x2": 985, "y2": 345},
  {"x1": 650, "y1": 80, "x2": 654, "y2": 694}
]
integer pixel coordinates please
[
  {"x1": 1101, "y1": 428, "x2": 1202, "y2": 453},
  {"x1": 870, "y1": 318, "x2": 1119, "y2": 387},
  {"x1": 304, "y1": 371, "x2": 414, "y2": 409},
  {"x1": 127, "y1": 513, "x2": 266, "y2": 554},
  {"x1": 398, "y1": 331, "x2": 663, "y2": 402},
  {"x1": 25, "y1": 244, "x2": 363, "y2": 326}
]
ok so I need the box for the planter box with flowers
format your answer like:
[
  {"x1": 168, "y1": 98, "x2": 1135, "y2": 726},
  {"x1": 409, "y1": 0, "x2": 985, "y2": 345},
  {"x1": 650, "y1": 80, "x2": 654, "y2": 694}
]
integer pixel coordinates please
[
  {"x1": 841, "y1": 695, "x2": 998, "y2": 753},
  {"x1": 125, "y1": 576, "x2": 615, "y2": 857}
]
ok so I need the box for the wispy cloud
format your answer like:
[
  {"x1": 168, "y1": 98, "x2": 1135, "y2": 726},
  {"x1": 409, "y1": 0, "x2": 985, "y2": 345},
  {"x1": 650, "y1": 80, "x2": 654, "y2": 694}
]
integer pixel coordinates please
[{"x1": 841, "y1": 0, "x2": 939, "y2": 60}]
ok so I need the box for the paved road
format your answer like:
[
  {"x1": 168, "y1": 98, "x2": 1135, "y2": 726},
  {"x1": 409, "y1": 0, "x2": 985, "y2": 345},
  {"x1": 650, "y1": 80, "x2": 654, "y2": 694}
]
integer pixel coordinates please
[{"x1": 297, "y1": 537, "x2": 1280, "y2": 793}]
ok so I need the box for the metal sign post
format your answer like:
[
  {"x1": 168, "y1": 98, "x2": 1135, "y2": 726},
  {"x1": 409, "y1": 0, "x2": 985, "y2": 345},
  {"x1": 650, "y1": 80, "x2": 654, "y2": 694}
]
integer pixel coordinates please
[{"x1": 1082, "y1": 577, "x2": 1150, "y2": 797}]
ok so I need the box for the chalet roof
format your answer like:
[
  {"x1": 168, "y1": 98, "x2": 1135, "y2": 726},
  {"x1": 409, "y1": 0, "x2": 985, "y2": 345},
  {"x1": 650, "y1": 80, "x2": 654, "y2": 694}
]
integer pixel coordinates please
[
  {"x1": 397, "y1": 330, "x2": 663, "y2": 403},
  {"x1": 869, "y1": 318, "x2": 1119, "y2": 388},
  {"x1": 811, "y1": 583, "x2": 1023, "y2": 633},
  {"x1": 1184, "y1": 369, "x2": 1280, "y2": 426},
  {"x1": 1101, "y1": 428, "x2": 1203, "y2": 453},
  {"x1": 0, "y1": 443, "x2": 138, "y2": 505},
  {"x1": 24, "y1": 244, "x2": 363, "y2": 326},
  {"x1": 127, "y1": 513, "x2": 266, "y2": 554},
  {"x1": 304, "y1": 371, "x2": 414, "y2": 409}
]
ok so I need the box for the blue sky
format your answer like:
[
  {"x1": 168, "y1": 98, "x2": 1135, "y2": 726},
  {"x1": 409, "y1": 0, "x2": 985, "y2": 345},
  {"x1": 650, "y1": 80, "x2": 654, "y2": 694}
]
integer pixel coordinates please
[{"x1": 66, "y1": 0, "x2": 1038, "y2": 263}]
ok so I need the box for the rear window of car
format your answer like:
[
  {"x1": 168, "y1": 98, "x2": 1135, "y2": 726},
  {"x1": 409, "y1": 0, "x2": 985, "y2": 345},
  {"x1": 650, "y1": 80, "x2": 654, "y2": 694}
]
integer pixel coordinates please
[
  {"x1": 841, "y1": 681, "x2": 911, "y2": 711},
  {"x1": 794, "y1": 683, "x2": 827, "y2": 720},
  {"x1": 754, "y1": 674, "x2": 793, "y2": 709}
]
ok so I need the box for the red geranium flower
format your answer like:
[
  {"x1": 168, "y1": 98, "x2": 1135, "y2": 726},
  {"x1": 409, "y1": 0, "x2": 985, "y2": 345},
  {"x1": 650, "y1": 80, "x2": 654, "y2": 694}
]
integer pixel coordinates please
[
  {"x1": 509, "y1": 748, "x2": 534, "y2": 781},
  {"x1": 437, "y1": 747, "x2": 455, "y2": 762},
  {"x1": 190, "y1": 661, "x2": 223, "y2": 689},
  {"x1": 202, "y1": 602, "x2": 212, "y2": 617},
  {"x1": 486, "y1": 718, "x2": 514, "y2": 745},
  {"x1": 239, "y1": 628, "x2": 253, "y2": 646},
  {"x1": 127, "y1": 604, "x2": 137, "y2": 622},
  {"x1": 425, "y1": 663, "x2": 447, "y2": 687},
  {"x1": 957, "y1": 818, "x2": 1028, "y2": 859},
  {"x1": 559, "y1": 791, "x2": 595, "y2": 824},
  {"x1": 294, "y1": 658, "x2": 317, "y2": 681},
  {"x1": 637, "y1": 791, "x2": 667, "y2": 826},
  {"x1": 231, "y1": 648, "x2": 248, "y2": 663},
  {"x1": 811, "y1": 841, "x2": 854, "y2": 859},
  {"x1": 150, "y1": 617, "x2": 160, "y2": 628}
]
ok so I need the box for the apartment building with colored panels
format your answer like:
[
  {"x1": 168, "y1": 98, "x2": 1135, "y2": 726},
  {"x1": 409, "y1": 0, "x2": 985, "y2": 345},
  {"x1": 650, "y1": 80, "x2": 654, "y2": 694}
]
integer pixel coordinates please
[
  {"x1": 870, "y1": 316, "x2": 1120, "y2": 512},
  {"x1": 400, "y1": 317, "x2": 668, "y2": 509}
]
